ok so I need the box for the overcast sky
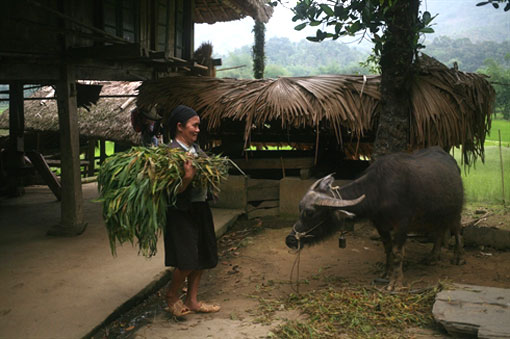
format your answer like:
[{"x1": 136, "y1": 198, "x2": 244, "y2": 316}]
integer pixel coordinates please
[
  {"x1": 195, "y1": 1, "x2": 319, "y2": 55},
  {"x1": 195, "y1": 0, "x2": 509, "y2": 56}
]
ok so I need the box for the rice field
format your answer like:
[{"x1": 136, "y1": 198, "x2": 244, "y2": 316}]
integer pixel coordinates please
[
  {"x1": 454, "y1": 119, "x2": 510, "y2": 204},
  {"x1": 453, "y1": 146, "x2": 510, "y2": 204}
]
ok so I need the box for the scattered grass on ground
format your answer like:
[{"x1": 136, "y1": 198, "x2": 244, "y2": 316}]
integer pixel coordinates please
[{"x1": 260, "y1": 283, "x2": 440, "y2": 338}]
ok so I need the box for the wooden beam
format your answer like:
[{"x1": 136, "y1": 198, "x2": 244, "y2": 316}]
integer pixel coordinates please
[
  {"x1": 26, "y1": 151, "x2": 62, "y2": 201},
  {"x1": 6, "y1": 81, "x2": 26, "y2": 196},
  {"x1": 230, "y1": 157, "x2": 314, "y2": 170},
  {"x1": 68, "y1": 43, "x2": 146, "y2": 59},
  {"x1": 0, "y1": 62, "x2": 60, "y2": 82},
  {"x1": 48, "y1": 63, "x2": 86, "y2": 236},
  {"x1": 0, "y1": 57, "x2": 186, "y2": 82}
]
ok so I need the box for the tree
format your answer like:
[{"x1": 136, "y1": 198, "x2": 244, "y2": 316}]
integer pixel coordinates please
[
  {"x1": 252, "y1": 20, "x2": 266, "y2": 79},
  {"x1": 478, "y1": 55, "x2": 510, "y2": 120},
  {"x1": 279, "y1": 0, "x2": 434, "y2": 156},
  {"x1": 476, "y1": 0, "x2": 510, "y2": 11}
]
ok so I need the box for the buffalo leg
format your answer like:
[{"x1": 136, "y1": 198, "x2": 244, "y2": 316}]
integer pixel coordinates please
[
  {"x1": 376, "y1": 227, "x2": 393, "y2": 279},
  {"x1": 387, "y1": 231, "x2": 407, "y2": 291},
  {"x1": 426, "y1": 229, "x2": 445, "y2": 264},
  {"x1": 451, "y1": 217, "x2": 465, "y2": 265}
]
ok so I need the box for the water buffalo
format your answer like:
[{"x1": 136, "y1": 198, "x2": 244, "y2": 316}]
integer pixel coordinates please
[{"x1": 286, "y1": 147, "x2": 464, "y2": 290}]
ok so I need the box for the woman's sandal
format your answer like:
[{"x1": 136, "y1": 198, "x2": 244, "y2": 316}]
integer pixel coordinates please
[
  {"x1": 166, "y1": 299, "x2": 191, "y2": 317},
  {"x1": 193, "y1": 302, "x2": 221, "y2": 313}
]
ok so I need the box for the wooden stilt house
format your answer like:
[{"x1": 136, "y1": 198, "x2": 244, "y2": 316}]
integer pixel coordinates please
[{"x1": 0, "y1": 0, "x2": 273, "y2": 236}]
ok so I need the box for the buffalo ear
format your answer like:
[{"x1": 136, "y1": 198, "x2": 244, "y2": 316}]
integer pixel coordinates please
[{"x1": 336, "y1": 209, "x2": 356, "y2": 218}]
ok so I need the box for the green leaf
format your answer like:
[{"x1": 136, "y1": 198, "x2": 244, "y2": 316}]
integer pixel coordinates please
[
  {"x1": 309, "y1": 20, "x2": 322, "y2": 26},
  {"x1": 422, "y1": 11, "x2": 431, "y2": 24},
  {"x1": 319, "y1": 4, "x2": 334, "y2": 16},
  {"x1": 294, "y1": 22, "x2": 307, "y2": 31},
  {"x1": 419, "y1": 27, "x2": 435, "y2": 34},
  {"x1": 335, "y1": 22, "x2": 343, "y2": 34},
  {"x1": 306, "y1": 36, "x2": 321, "y2": 42}
]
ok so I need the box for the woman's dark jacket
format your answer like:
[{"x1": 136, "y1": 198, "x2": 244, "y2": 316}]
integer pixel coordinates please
[{"x1": 168, "y1": 140, "x2": 208, "y2": 211}]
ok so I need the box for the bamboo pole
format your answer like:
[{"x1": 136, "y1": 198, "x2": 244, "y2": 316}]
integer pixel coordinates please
[{"x1": 498, "y1": 129, "x2": 506, "y2": 206}]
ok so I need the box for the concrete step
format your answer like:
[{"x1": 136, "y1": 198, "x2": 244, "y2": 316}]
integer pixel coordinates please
[{"x1": 211, "y1": 208, "x2": 245, "y2": 238}]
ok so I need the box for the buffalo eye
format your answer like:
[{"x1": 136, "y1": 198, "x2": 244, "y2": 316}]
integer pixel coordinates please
[{"x1": 302, "y1": 208, "x2": 314, "y2": 218}]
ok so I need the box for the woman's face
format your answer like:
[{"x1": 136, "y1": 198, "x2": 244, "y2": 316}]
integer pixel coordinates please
[{"x1": 177, "y1": 115, "x2": 200, "y2": 145}]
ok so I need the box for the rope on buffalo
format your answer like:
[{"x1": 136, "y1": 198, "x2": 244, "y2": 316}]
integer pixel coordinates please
[
  {"x1": 289, "y1": 221, "x2": 324, "y2": 294},
  {"x1": 289, "y1": 186, "x2": 342, "y2": 293}
]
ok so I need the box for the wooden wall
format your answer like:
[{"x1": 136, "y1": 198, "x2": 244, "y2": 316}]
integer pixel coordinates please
[{"x1": 0, "y1": 0, "x2": 193, "y2": 62}]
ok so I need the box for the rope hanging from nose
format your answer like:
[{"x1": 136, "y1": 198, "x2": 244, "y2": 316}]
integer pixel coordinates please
[
  {"x1": 289, "y1": 221, "x2": 323, "y2": 294},
  {"x1": 289, "y1": 186, "x2": 341, "y2": 294}
]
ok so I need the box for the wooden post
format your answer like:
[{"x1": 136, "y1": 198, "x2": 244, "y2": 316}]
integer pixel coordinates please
[
  {"x1": 99, "y1": 139, "x2": 106, "y2": 164},
  {"x1": 48, "y1": 64, "x2": 86, "y2": 236},
  {"x1": 7, "y1": 82, "x2": 26, "y2": 196},
  {"x1": 87, "y1": 138, "x2": 96, "y2": 177},
  {"x1": 499, "y1": 129, "x2": 506, "y2": 206}
]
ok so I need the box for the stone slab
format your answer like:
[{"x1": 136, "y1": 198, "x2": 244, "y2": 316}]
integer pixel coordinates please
[
  {"x1": 432, "y1": 284, "x2": 510, "y2": 338},
  {"x1": 463, "y1": 225, "x2": 510, "y2": 250},
  {"x1": 209, "y1": 175, "x2": 247, "y2": 210},
  {"x1": 246, "y1": 179, "x2": 280, "y2": 202}
]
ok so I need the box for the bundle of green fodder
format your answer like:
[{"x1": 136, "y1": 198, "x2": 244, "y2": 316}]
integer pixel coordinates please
[{"x1": 97, "y1": 146, "x2": 231, "y2": 257}]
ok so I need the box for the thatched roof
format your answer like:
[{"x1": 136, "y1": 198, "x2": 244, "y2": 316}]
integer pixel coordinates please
[
  {"x1": 195, "y1": 0, "x2": 273, "y2": 24},
  {"x1": 0, "y1": 81, "x2": 142, "y2": 145},
  {"x1": 136, "y1": 55, "x2": 495, "y2": 163}
]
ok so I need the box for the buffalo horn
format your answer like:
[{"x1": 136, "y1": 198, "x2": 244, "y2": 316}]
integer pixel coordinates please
[
  {"x1": 310, "y1": 173, "x2": 335, "y2": 191},
  {"x1": 309, "y1": 178, "x2": 322, "y2": 191},
  {"x1": 315, "y1": 194, "x2": 366, "y2": 208}
]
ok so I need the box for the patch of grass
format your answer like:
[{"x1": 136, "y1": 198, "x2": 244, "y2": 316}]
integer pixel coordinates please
[
  {"x1": 271, "y1": 284, "x2": 439, "y2": 338},
  {"x1": 453, "y1": 146, "x2": 510, "y2": 203},
  {"x1": 487, "y1": 119, "x2": 510, "y2": 145}
]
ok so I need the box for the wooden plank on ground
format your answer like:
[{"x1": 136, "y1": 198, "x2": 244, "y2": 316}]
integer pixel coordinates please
[
  {"x1": 432, "y1": 284, "x2": 510, "y2": 338},
  {"x1": 247, "y1": 207, "x2": 279, "y2": 219},
  {"x1": 246, "y1": 200, "x2": 279, "y2": 213}
]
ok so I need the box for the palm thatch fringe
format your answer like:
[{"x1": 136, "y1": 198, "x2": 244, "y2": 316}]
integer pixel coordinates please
[
  {"x1": 195, "y1": 0, "x2": 273, "y2": 24},
  {"x1": 137, "y1": 55, "x2": 494, "y2": 164},
  {"x1": 0, "y1": 81, "x2": 141, "y2": 144}
]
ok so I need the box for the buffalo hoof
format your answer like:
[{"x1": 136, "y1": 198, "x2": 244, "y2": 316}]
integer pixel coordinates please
[
  {"x1": 386, "y1": 282, "x2": 405, "y2": 292},
  {"x1": 451, "y1": 257, "x2": 466, "y2": 265},
  {"x1": 421, "y1": 256, "x2": 440, "y2": 266},
  {"x1": 373, "y1": 277, "x2": 389, "y2": 285}
]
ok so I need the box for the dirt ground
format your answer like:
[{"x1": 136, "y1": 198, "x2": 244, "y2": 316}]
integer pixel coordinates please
[{"x1": 97, "y1": 205, "x2": 510, "y2": 339}]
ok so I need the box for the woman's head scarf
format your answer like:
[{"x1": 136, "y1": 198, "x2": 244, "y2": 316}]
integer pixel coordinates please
[{"x1": 167, "y1": 105, "x2": 198, "y2": 139}]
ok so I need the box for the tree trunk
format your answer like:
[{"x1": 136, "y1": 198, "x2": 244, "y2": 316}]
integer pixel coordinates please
[
  {"x1": 252, "y1": 20, "x2": 265, "y2": 79},
  {"x1": 374, "y1": 0, "x2": 420, "y2": 157}
]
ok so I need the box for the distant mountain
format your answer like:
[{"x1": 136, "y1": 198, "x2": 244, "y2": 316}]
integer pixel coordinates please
[{"x1": 423, "y1": 0, "x2": 509, "y2": 43}]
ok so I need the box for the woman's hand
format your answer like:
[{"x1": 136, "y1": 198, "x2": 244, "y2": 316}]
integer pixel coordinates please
[
  {"x1": 178, "y1": 156, "x2": 196, "y2": 193},
  {"x1": 182, "y1": 159, "x2": 196, "y2": 180}
]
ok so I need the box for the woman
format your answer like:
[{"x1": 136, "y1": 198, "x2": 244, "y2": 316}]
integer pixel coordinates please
[{"x1": 164, "y1": 105, "x2": 220, "y2": 317}]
